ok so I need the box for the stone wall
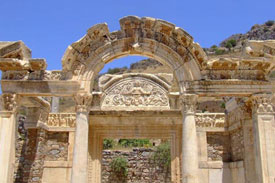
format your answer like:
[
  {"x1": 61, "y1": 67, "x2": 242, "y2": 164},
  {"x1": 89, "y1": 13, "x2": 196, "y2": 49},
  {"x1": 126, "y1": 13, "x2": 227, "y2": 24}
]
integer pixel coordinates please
[
  {"x1": 102, "y1": 148, "x2": 171, "y2": 183},
  {"x1": 207, "y1": 132, "x2": 231, "y2": 162},
  {"x1": 14, "y1": 116, "x2": 69, "y2": 183},
  {"x1": 230, "y1": 128, "x2": 244, "y2": 161}
]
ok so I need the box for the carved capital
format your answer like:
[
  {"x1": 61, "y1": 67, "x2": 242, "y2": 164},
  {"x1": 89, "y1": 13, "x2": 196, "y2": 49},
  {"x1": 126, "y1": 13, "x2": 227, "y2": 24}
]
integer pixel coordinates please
[
  {"x1": 180, "y1": 94, "x2": 198, "y2": 114},
  {"x1": 74, "y1": 93, "x2": 93, "y2": 113},
  {"x1": 251, "y1": 94, "x2": 274, "y2": 114},
  {"x1": 1, "y1": 93, "x2": 18, "y2": 111}
]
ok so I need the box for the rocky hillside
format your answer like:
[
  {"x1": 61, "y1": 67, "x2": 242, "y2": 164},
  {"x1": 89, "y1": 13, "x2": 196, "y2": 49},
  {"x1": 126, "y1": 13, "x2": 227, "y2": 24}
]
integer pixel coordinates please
[{"x1": 220, "y1": 20, "x2": 275, "y2": 47}]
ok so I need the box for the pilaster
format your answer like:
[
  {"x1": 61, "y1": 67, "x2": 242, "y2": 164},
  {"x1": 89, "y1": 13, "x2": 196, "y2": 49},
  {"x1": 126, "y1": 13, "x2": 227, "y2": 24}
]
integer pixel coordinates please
[
  {"x1": 251, "y1": 94, "x2": 275, "y2": 183},
  {"x1": 0, "y1": 93, "x2": 20, "y2": 183}
]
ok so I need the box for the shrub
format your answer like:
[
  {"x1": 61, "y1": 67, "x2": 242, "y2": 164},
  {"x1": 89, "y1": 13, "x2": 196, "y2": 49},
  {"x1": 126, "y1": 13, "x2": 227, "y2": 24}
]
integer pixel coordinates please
[
  {"x1": 225, "y1": 42, "x2": 232, "y2": 50},
  {"x1": 150, "y1": 142, "x2": 171, "y2": 169},
  {"x1": 226, "y1": 39, "x2": 237, "y2": 48},
  {"x1": 103, "y1": 139, "x2": 115, "y2": 149},
  {"x1": 110, "y1": 156, "x2": 128, "y2": 177},
  {"x1": 215, "y1": 48, "x2": 226, "y2": 55},
  {"x1": 118, "y1": 139, "x2": 152, "y2": 148},
  {"x1": 211, "y1": 45, "x2": 217, "y2": 49},
  {"x1": 265, "y1": 20, "x2": 274, "y2": 26}
]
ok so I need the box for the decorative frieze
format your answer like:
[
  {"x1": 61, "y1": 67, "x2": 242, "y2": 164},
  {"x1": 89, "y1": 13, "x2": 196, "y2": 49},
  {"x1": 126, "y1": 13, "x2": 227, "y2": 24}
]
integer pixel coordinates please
[
  {"x1": 47, "y1": 113, "x2": 76, "y2": 127},
  {"x1": 180, "y1": 94, "x2": 197, "y2": 114},
  {"x1": 1, "y1": 70, "x2": 65, "y2": 81},
  {"x1": 195, "y1": 113, "x2": 226, "y2": 128},
  {"x1": 74, "y1": 93, "x2": 93, "y2": 113}
]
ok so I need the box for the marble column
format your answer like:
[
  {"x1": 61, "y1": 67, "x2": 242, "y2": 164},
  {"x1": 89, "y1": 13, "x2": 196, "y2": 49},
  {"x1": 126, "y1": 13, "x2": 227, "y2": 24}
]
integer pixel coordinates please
[
  {"x1": 180, "y1": 94, "x2": 199, "y2": 183},
  {"x1": 251, "y1": 94, "x2": 275, "y2": 183},
  {"x1": 0, "y1": 94, "x2": 19, "y2": 183},
  {"x1": 71, "y1": 92, "x2": 93, "y2": 183}
]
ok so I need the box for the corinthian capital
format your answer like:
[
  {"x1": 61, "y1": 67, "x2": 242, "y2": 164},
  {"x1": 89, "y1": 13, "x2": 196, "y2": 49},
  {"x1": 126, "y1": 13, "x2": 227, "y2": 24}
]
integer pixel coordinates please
[
  {"x1": 1, "y1": 93, "x2": 18, "y2": 112},
  {"x1": 251, "y1": 94, "x2": 274, "y2": 114},
  {"x1": 74, "y1": 92, "x2": 93, "y2": 113},
  {"x1": 180, "y1": 94, "x2": 198, "y2": 114}
]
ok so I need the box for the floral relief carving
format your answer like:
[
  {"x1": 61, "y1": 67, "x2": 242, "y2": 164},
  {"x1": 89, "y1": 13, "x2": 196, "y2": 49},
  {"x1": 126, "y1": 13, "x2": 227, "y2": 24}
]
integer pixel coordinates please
[{"x1": 102, "y1": 78, "x2": 169, "y2": 109}]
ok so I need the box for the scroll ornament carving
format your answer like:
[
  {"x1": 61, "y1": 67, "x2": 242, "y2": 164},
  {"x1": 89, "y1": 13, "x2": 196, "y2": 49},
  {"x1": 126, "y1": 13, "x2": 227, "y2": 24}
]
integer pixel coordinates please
[
  {"x1": 74, "y1": 93, "x2": 93, "y2": 113},
  {"x1": 180, "y1": 94, "x2": 198, "y2": 114},
  {"x1": 47, "y1": 113, "x2": 76, "y2": 127},
  {"x1": 102, "y1": 79, "x2": 169, "y2": 108},
  {"x1": 252, "y1": 94, "x2": 274, "y2": 113},
  {"x1": 2, "y1": 93, "x2": 17, "y2": 111},
  {"x1": 195, "y1": 113, "x2": 225, "y2": 128}
]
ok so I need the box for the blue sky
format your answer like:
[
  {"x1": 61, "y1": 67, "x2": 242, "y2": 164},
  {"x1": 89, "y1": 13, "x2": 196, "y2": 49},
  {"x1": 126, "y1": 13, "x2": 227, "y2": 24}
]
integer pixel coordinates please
[{"x1": 0, "y1": 0, "x2": 274, "y2": 75}]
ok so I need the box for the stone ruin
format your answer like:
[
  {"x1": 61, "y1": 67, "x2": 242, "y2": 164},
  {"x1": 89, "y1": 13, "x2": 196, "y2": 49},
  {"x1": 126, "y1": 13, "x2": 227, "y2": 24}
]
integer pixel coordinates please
[{"x1": 0, "y1": 16, "x2": 274, "y2": 183}]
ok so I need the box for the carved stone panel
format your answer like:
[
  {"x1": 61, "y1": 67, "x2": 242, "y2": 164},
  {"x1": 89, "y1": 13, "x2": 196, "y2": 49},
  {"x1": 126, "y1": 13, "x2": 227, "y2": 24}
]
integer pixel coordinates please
[{"x1": 101, "y1": 77, "x2": 170, "y2": 110}]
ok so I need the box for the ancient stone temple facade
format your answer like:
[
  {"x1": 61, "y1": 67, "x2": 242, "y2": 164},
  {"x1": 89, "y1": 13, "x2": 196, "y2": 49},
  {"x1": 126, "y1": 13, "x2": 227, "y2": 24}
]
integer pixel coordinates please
[{"x1": 0, "y1": 16, "x2": 274, "y2": 183}]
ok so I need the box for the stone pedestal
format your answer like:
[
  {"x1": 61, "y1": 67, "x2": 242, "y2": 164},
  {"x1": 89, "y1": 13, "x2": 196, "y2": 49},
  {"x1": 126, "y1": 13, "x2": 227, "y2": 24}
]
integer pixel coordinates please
[
  {"x1": 252, "y1": 94, "x2": 275, "y2": 183},
  {"x1": 0, "y1": 94, "x2": 18, "y2": 183},
  {"x1": 180, "y1": 94, "x2": 199, "y2": 183},
  {"x1": 71, "y1": 93, "x2": 92, "y2": 183}
]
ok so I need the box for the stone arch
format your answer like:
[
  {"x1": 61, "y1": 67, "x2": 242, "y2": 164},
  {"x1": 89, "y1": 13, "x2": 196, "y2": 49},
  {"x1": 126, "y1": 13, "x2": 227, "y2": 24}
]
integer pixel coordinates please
[{"x1": 62, "y1": 16, "x2": 207, "y2": 92}]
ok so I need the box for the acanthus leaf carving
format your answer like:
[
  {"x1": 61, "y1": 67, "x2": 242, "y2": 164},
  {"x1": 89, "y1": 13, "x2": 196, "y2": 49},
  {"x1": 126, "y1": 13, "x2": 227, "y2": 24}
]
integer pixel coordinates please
[
  {"x1": 2, "y1": 93, "x2": 18, "y2": 111},
  {"x1": 180, "y1": 94, "x2": 198, "y2": 114},
  {"x1": 74, "y1": 93, "x2": 93, "y2": 113},
  {"x1": 252, "y1": 94, "x2": 274, "y2": 113}
]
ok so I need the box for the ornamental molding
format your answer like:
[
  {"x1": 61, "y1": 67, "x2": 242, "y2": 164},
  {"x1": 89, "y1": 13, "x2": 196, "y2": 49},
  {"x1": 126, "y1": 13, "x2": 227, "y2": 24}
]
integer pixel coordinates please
[
  {"x1": 252, "y1": 94, "x2": 274, "y2": 114},
  {"x1": 74, "y1": 93, "x2": 93, "y2": 113},
  {"x1": 195, "y1": 113, "x2": 225, "y2": 128},
  {"x1": 180, "y1": 94, "x2": 198, "y2": 114},
  {"x1": 101, "y1": 76, "x2": 170, "y2": 110}
]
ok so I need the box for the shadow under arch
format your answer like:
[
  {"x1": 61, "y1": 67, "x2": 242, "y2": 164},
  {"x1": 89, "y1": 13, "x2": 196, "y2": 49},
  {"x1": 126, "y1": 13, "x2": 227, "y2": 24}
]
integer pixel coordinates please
[{"x1": 62, "y1": 16, "x2": 207, "y2": 93}]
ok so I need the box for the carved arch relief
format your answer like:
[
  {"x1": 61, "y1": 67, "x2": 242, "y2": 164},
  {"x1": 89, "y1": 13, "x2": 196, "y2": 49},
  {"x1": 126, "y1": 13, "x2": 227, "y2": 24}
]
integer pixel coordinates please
[{"x1": 100, "y1": 76, "x2": 170, "y2": 110}]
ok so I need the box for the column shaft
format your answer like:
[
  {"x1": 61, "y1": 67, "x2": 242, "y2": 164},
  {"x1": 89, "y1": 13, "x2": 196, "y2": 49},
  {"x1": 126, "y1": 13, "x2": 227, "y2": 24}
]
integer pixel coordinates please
[
  {"x1": 181, "y1": 94, "x2": 199, "y2": 183},
  {"x1": 71, "y1": 93, "x2": 92, "y2": 183},
  {"x1": 71, "y1": 112, "x2": 89, "y2": 183}
]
